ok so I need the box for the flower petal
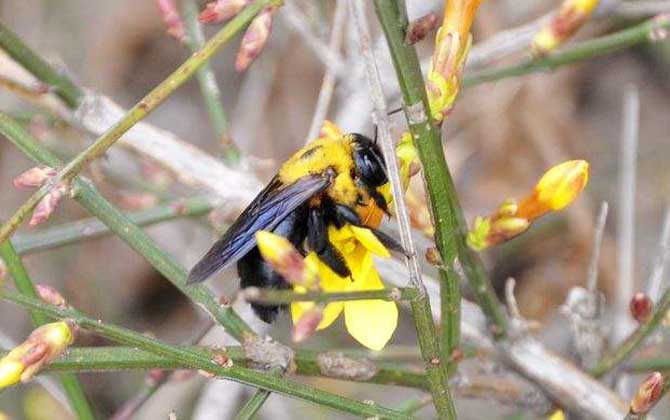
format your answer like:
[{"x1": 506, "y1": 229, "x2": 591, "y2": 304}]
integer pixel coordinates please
[
  {"x1": 350, "y1": 226, "x2": 390, "y2": 257},
  {"x1": 344, "y1": 270, "x2": 398, "y2": 351}
]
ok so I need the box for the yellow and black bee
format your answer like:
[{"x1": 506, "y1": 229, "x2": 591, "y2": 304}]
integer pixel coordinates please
[{"x1": 187, "y1": 133, "x2": 402, "y2": 322}]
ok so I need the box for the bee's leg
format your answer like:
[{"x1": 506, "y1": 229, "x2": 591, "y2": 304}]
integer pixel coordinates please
[
  {"x1": 307, "y1": 207, "x2": 350, "y2": 277},
  {"x1": 334, "y1": 204, "x2": 407, "y2": 255}
]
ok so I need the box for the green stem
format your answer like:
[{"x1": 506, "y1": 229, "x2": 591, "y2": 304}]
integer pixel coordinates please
[
  {"x1": 0, "y1": 24, "x2": 83, "y2": 107},
  {"x1": 0, "y1": 290, "x2": 413, "y2": 420},
  {"x1": 374, "y1": 0, "x2": 508, "y2": 344},
  {"x1": 0, "y1": 0, "x2": 278, "y2": 244},
  {"x1": 234, "y1": 367, "x2": 284, "y2": 420},
  {"x1": 0, "y1": 111, "x2": 253, "y2": 341},
  {"x1": 242, "y1": 286, "x2": 418, "y2": 304},
  {"x1": 629, "y1": 359, "x2": 670, "y2": 373},
  {"x1": 0, "y1": 240, "x2": 94, "y2": 419},
  {"x1": 591, "y1": 287, "x2": 670, "y2": 378},
  {"x1": 180, "y1": 0, "x2": 240, "y2": 164},
  {"x1": 12, "y1": 195, "x2": 216, "y2": 255},
  {"x1": 464, "y1": 16, "x2": 670, "y2": 87}
]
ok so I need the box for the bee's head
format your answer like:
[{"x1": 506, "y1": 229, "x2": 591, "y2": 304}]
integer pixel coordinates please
[{"x1": 350, "y1": 133, "x2": 387, "y2": 187}]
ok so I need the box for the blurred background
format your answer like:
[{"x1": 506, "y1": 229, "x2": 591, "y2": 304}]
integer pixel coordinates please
[{"x1": 0, "y1": 0, "x2": 669, "y2": 418}]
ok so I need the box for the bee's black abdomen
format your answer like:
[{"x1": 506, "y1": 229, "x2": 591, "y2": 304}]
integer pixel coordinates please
[
  {"x1": 238, "y1": 208, "x2": 308, "y2": 323},
  {"x1": 238, "y1": 247, "x2": 288, "y2": 323}
]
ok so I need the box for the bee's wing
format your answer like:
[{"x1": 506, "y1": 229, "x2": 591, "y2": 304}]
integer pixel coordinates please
[{"x1": 187, "y1": 174, "x2": 330, "y2": 284}]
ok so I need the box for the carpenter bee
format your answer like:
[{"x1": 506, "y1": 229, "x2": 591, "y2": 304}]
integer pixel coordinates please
[{"x1": 187, "y1": 133, "x2": 402, "y2": 322}]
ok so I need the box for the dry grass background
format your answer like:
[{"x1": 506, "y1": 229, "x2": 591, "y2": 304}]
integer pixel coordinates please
[{"x1": 0, "y1": 0, "x2": 669, "y2": 418}]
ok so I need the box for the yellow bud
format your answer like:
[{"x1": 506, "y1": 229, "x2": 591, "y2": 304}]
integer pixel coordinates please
[
  {"x1": 255, "y1": 231, "x2": 318, "y2": 287},
  {"x1": 548, "y1": 410, "x2": 566, "y2": 420},
  {"x1": 531, "y1": 0, "x2": 600, "y2": 55},
  {"x1": 496, "y1": 199, "x2": 519, "y2": 217},
  {"x1": 426, "y1": 71, "x2": 458, "y2": 123},
  {"x1": 319, "y1": 120, "x2": 344, "y2": 141},
  {"x1": 466, "y1": 216, "x2": 491, "y2": 251},
  {"x1": 396, "y1": 132, "x2": 419, "y2": 189},
  {"x1": 0, "y1": 358, "x2": 24, "y2": 390},
  {"x1": 535, "y1": 160, "x2": 589, "y2": 211},
  {"x1": 491, "y1": 217, "x2": 530, "y2": 238},
  {"x1": 573, "y1": 0, "x2": 600, "y2": 14},
  {"x1": 443, "y1": 0, "x2": 483, "y2": 41}
]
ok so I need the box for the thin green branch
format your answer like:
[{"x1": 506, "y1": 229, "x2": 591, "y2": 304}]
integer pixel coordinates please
[
  {"x1": 463, "y1": 16, "x2": 670, "y2": 87},
  {"x1": 234, "y1": 367, "x2": 284, "y2": 420},
  {"x1": 591, "y1": 287, "x2": 670, "y2": 378},
  {"x1": 374, "y1": 0, "x2": 508, "y2": 346},
  {"x1": 630, "y1": 358, "x2": 670, "y2": 373},
  {"x1": 5, "y1": 345, "x2": 429, "y2": 390},
  {"x1": 0, "y1": 240, "x2": 94, "y2": 419},
  {"x1": 375, "y1": 0, "x2": 460, "y2": 419},
  {"x1": 0, "y1": 24, "x2": 83, "y2": 107},
  {"x1": 0, "y1": 111, "x2": 252, "y2": 341},
  {"x1": 0, "y1": 0, "x2": 278, "y2": 243},
  {"x1": 241, "y1": 286, "x2": 418, "y2": 304},
  {"x1": 0, "y1": 290, "x2": 413, "y2": 420},
  {"x1": 12, "y1": 195, "x2": 217, "y2": 255},
  {"x1": 180, "y1": 0, "x2": 240, "y2": 164}
]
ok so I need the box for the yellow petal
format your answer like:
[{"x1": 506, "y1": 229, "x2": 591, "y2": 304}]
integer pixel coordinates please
[
  {"x1": 0, "y1": 359, "x2": 23, "y2": 390},
  {"x1": 547, "y1": 410, "x2": 565, "y2": 420},
  {"x1": 535, "y1": 160, "x2": 589, "y2": 211},
  {"x1": 343, "y1": 270, "x2": 398, "y2": 351},
  {"x1": 350, "y1": 226, "x2": 390, "y2": 257}
]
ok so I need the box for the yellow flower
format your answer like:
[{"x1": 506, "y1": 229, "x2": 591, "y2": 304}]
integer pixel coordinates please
[
  {"x1": 532, "y1": 0, "x2": 601, "y2": 55},
  {"x1": 291, "y1": 224, "x2": 397, "y2": 351},
  {"x1": 467, "y1": 160, "x2": 589, "y2": 251},
  {"x1": 0, "y1": 321, "x2": 74, "y2": 390}
]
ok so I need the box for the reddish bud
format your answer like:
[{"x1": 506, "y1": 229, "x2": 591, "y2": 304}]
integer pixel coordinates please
[
  {"x1": 156, "y1": 0, "x2": 185, "y2": 41},
  {"x1": 146, "y1": 368, "x2": 165, "y2": 385},
  {"x1": 292, "y1": 306, "x2": 323, "y2": 343},
  {"x1": 13, "y1": 166, "x2": 57, "y2": 190},
  {"x1": 30, "y1": 185, "x2": 68, "y2": 227},
  {"x1": 119, "y1": 193, "x2": 158, "y2": 210},
  {"x1": 0, "y1": 259, "x2": 6, "y2": 286},
  {"x1": 235, "y1": 6, "x2": 277, "y2": 72},
  {"x1": 405, "y1": 13, "x2": 439, "y2": 44},
  {"x1": 35, "y1": 284, "x2": 67, "y2": 308},
  {"x1": 630, "y1": 292, "x2": 654, "y2": 323},
  {"x1": 630, "y1": 372, "x2": 665, "y2": 414},
  {"x1": 199, "y1": 0, "x2": 251, "y2": 24}
]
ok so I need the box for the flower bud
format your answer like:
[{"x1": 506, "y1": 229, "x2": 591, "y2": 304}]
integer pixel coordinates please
[
  {"x1": 630, "y1": 292, "x2": 653, "y2": 323},
  {"x1": 292, "y1": 306, "x2": 323, "y2": 343},
  {"x1": 255, "y1": 230, "x2": 319, "y2": 288},
  {"x1": 405, "y1": 13, "x2": 439, "y2": 45},
  {"x1": 30, "y1": 185, "x2": 69, "y2": 227},
  {"x1": 13, "y1": 166, "x2": 57, "y2": 190},
  {"x1": 532, "y1": 0, "x2": 600, "y2": 56},
  {"x1": 630, "y1": 372, "x2": 665, "y2": 415},
  {"x1": 156, "y1": 0, "x2": 185, "y2": 41},
  {"x1": 0, "y1": 321, "x2": 74, "y2": 390},
  {"x1": 36, "y1": 284, "x2": 68, "y2": 308},
  {"x1": 199, "y1": 0, "x2": 252, "y2": 24},
  {"x1": 467, "y1": 215, "x2": 530, "y2": 251},
  {"x1": 0, "y1": 259, "x2": 6, "y2": 287},
  {"x1": 516, "y1": 160, "x2": 589, "y2": 221},
  {"x1": 235, "y1": 6, "x2": 278, "y2": 72}
]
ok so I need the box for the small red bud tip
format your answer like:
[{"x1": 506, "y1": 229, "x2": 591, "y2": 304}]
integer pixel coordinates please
[
  {"x1": 425, "y1": 247, "x2": 442, "y2": 266},
  {"x1": 35, "y1": 284, "x2": 67, "y2": 308},
  {"x1": 30, "y1": 186, "x2": 67, "y2": 227},
  {"x1": 156, "y1": 0, "x2": 185, "y2": 41},
  {"x1": 630, "y1": 372, "x2": 665, "y2": 414},
  {"x1": 199, "y1": 0, "x2": 251, "y2": 24},
  {"x1": 405, "y1": 13, "x2": 439, "y2": 44},
  {"x1": 146, "y1": 368, "x2": 165, "y2": 385},
  {"x1": 13, "y1": 166, "x2": 57, "y2": 190},
  {"x1": 292, "y1": 307, "x2": 323, "y2": 343},
  {"x1": 630, "y1": 292, "x2": 653, "y2": 323}
]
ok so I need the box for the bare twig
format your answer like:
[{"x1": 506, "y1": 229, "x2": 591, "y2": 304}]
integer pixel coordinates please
[
  {"x1": 305, "y1": 0, "x2": 347, "y2": 142},
  {"x1": 645, "y1": 205, "x2": 670, "y2": 301},
  {"x1": 587, "y1": 202, "x2": 610, "y2": 292}
]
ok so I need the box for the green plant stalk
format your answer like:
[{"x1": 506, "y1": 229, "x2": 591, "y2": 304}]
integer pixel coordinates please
[
  {"x1": 0, "y1": 290, "x2": 413, "y2": 420},
  {"x1": 10, "y1": 346, "x2": 428, "y2": 389},
  {"x1": 234, "y1": 366, "x2": 284, "y2": 420},
  {"x1": 374, "y1": 0, "x2": 508, "y2": 343},
  {"x1": 180, "y1": 0, "x2": 240, "y2": 164},
  {"x1": 243, "y1": 286, "x2": 418, "y2": 304},
  {"x1": 0, "y1": 111, "x2": 252, "y2": 340},
  {"x1": 0, "y1": 0, "x2": 278, "y2": 244},
  {"x1": 12, "y1": 195, "x2": 216, "y2": 255},
  {"x1": 0, "y1": 240, "x2": 95, "y2": 419},
  {"x1": 0, "y1": 24, "x2": 83, "y2": 107},
  {"x1": 464, "y1": 16, "x2": 670, "y2": 87},
  {"x1": 630, "y1": 359, "x2": 670, "y2": 373},
  {"x1": 591, "y1": 287, "x2": 670, "y2": 378}
]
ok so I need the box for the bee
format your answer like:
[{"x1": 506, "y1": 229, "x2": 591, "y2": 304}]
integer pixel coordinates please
[{"x1": 187, "y1": 133, "x2": 403, "y2": 322}]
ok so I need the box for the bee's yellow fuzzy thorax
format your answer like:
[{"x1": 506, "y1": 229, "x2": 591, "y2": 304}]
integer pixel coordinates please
[{"x1": 278, "y1": 135, "x2": 359, "y2": 207}]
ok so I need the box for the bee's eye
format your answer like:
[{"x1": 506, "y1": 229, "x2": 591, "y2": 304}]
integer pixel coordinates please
[{"x1": 355, "y1": 148, "x2": 387, "y2": 186}]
